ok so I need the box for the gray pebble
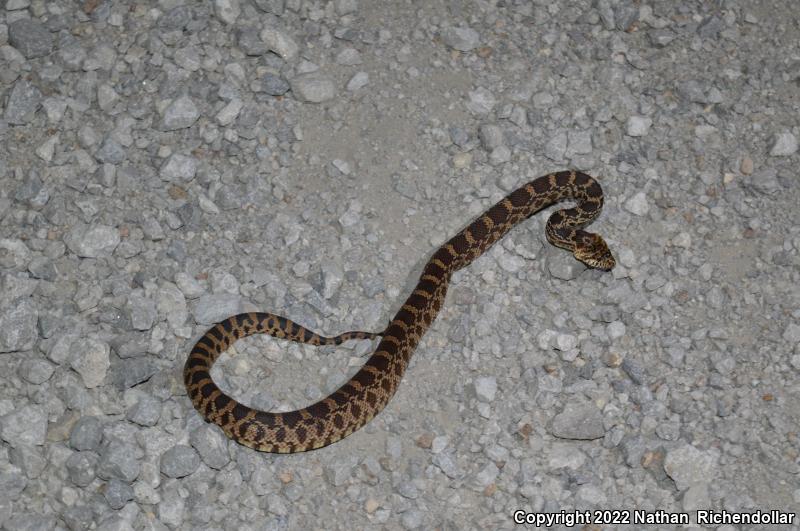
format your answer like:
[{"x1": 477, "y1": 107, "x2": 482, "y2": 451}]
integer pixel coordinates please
[
  {"x1": 550, "y1": 402, "x2": 605, "y2": 440},
  {"x1": 98, "y1": 441, "x2": 140, "y2": 483},
  {"x1": 126, "y1": 395, "x2": 162, "y2": 427},
  {"x1": 70, "y1": 416, "x2": 104, "y2": 451},
  {"x1": 261, "y1": 72, "x2": 291, "y2": 96},
  {"x1": 621, "y1": 358, "x2": 645, "y2": 385},
  {"x1": 8, "y1": 18, "x2": 54, "y2": 59},
  {"x1": 160, "y1": 445, "x2": 200, "y2": 478},
  {"x1": 346, "y1": 71, "x2": 369, "y2": 91},
  {"x1": 473, "y1": 376, "x2": 497, "y2": 402},
  {"x1": 160, "y1": 154, "x2": 198, "y2": 183},
  {"x1": 104, "y1": 478, "x2": 134, "y2": 510},
  {"x1": 65, "y1": 452, "x2": 97, "y2": 487},
  {"x1": 0, "y1": 467, "x2": 27, "y2": 501},
  {"x1": 0, "y1": 298, "x2": 38, "y2": 353},
  {"x1": 441, "y1": 26, "x2": 480, "y2": 52},
  {"x1": 162, "y1": 95, "x2": 200, "y2": 131},
  {"x1": 260, "y1": 27, "x2": 298, "y2": 60},
  {"x1": 191, "y1": 293, "x2": 249, "y2": 324},
  {"x1": 663, "y1": 444, "x2": 718, "y2": 491},
  {"x1": 623, "y1": 192, "x2": 649, "y2": 216},
  {"x1": 69, "y1": 336, "x2": 110, "y2": 388},
  {"x1": 111, "y1": 357, "x2": 158, "y2": 390},
  {"x1": 770, "y1": 132, "x2": 798, "y2": 157},
  {"x1": 0, "y1": 405, "x2": 46, "y2": 448},
  {"x1": 214, "y1": 0, "x2": 241, "y2": 25},
  {"x1": 94, "y1": 137, "x2": 127, "y2": 164},
  {"x1": 64, "y1": 223, "x2": 120, "y2": 258},
  {"x1": 17, "y1": 357, "x2": 55, "y2": 384},
  {"x1": 626, "y1": 116, "x2": 652, "y2": 137},
  {"x1": 291, "y1": 73, "x2": 336, "y2": 103},
  {"x1": 189, "y1": 424, "x2": 231, "y2": 470},
  {"x1": 4, "y1": 79, "x2": 42, "y2": 125}
]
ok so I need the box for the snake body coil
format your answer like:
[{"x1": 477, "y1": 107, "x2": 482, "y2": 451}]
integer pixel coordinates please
[{"x1": 184, "y1": 171, "x2": 615, "y2": 453}]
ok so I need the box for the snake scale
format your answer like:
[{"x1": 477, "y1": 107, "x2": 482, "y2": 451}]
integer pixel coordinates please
[{"x1": 184, "y1": 170, "x2": 615, "y2": 453}]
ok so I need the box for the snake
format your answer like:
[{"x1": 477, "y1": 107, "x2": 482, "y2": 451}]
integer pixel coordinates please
[{"x1": 184, "y1": 170, "x2": 615, "y2": 453}]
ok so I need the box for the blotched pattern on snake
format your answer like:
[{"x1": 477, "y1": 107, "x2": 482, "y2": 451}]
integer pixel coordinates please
[{"x1": 184, "y1": 170, "x2": 615, "y2": 453}]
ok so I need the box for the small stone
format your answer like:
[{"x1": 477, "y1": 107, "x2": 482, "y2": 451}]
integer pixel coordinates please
[
  {"x1": 466, "y1": 87, "x2": 496, "y2": 114},
  {"x1": 624, "y1": 192, "x2": 649, "y2": 216},
  {"x1": 621, "y1": 358, "x2": 645, "y2": 385},
  {"x1": 260, "y1": 73, "x2": 290, "y2": 95},
  {"x1": 160, "y1": 445, "x2": 200, "y2": 478},
  {"x1": 783, "y1": 323, "x2": 800, "y2": 344},
  {"x1": 567, "y1": 130, "x2": 592, "y2": 155},
  {"x1": 66, "y1": 452, "x2": 97, "y2": 487},
  {"x1": 160, "y1": 154, "x2": 198, "y2": 183},
  {"x1": 97, "y1": 84, "x2": 119, "y2": 112},
  {"x1": 64, "y1": 224, "x2": 120, "y2": 258},
  {"x1": 0, "y1": 405, "x2": 47, "y2": 447},
  {"x1": 4, "y1": 80, "x2": 42, "y2": 125},
  {"x1": 35, "y1": 135, "x2": 59, "y2": 162},
  {"x1": 8, "y1": 18, "x2": 54, "y2": 59},
  {"x1": 606, "y1": 321, "x2": 626, "y2": 340},
  {"x1": 346, "y1": 71, "x2": 369, "y2": 91},
  {"x1": 214, "y1": 0, "x2": 240, "y2": 24},
  {"x1": 191, "y1": 294, "x2": 252, "y2": 325},
  {"x1": 664, "y1": 444, "x2": 718, "y2": 491},
  {"x1": 334, "y1": 0, "x2": 358, "y2": 15},
  {"x1": 336, "y1": 48, "x2": 362, "y2": 66},
  {"x1": 554, "y1": 333, "x2": 577, "y2": 351},
  {"x1": 70, "y1": 416, "x2": 103, "y2": 451},
  {"x1": 162, "y1": 95, "x2": 200, "y2": 131},
  {"x1": 473, "y1": 376, "x2": 497, "y2": 402},
  {"x1": 94, "y1": 137, "x2": 127, "y2": 164},
  {"x1": 626, "y1": 116, "x2": 652, "y2": 137},
  {"x1": 98, "y1": 441, "x2": 140, "y2": 483},
  {"x1": 291, "y1": 73, "x2": 336, "y2": 103},
  {"x1": 672, "y1": 232, "x2": 692, "y2": 248},
  {"x1": 0, "y1": 298, "x2": 38, "y2": 353},
  {"x1": 17, "y1": 357, "x2": 54, "y2": 384},
  {"x1": 550, "y1": 402, "x2": 605, "y2": 440},
  {"x1": 740, "y1": 156, "x2": 754, "y2": 175},
  {"x1": 479, "y1": 124, "x2": 504, "y2": 150},
  {"x1": 127, "y1": 395, "x2": 162, "y2": 427},
  {"x1": 489, "y1": 145, "x2": 511, "y2": 165},
  {"x1": 260, "y1": 27, "x2": 298, "y2": 60},
  {"x1": 216, "y1": 98, "x2": 244, "y2": 126},
  {"x1": 104, "y1": 479, "x2": 134, "y2": 510},
  {"x1": 770, "y1": 132, "x2": 798, "y2": 157},
  {"x1": 189, "y1": 424, "x2": 231, "y2": 470},
  {"x1": 237, "y1": 27, "x2": 268, "y2": 55},
  {"x1": 442, "y1": 26, "x2": 480, "y2": 52},
  {"x1": 69, "y1": 337, "x2": 110, "y2": 388}
]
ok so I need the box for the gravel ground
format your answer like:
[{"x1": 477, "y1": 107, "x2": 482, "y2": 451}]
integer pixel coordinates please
[{"x1": 1, "y1": 1, "x2": 799, "y2": 530}]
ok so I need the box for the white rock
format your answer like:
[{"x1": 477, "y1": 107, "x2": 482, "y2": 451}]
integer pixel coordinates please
[
  {"x1": 260, "y1": 27, "x2": 298, "y2": 60},
  {"x1": 346, "y1": 72, "x2": 369, "y2": 91},
  {"x1": 664, "y1": 444, "x2": 718, "y2": 491},
  {"x1": 770, "y1": 131, "x2": 798, "y2": 156},
  {"x1": 473, "y1": 376, "x2": 497, "y2": 402},
  {"x1": 216, "y1": 98, "x2": 243, "y2": 126},
  {"x1": 70, "y1": 337, "x2": 110, "y2": 388},
  {"x1": 466, "y1": 87, "x2": 496, "y2": 114},
  {"x1": 442, "y1": 26, "x2": 480, "y2": 52},
  {"x1": 291, "y1": 73, "x2": 336, "y2": 103},
  {"x1": 626, "y1": 116, "x2": 652, "y2": 137},
  {"x1": 624, "y1": 191, "x2": 649, "y2": 216},
  {"x1": 214, "y1": 0, "x2": 240, "y2": 24}
]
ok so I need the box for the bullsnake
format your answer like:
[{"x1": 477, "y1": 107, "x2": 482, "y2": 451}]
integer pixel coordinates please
[{"x1": 184, "y1": 170, "x2": 614, "y2": 453}]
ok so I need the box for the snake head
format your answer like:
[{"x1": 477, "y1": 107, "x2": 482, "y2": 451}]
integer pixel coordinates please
[{"x1": 573, "y1": 232, "x2": 615, "y2": 271}]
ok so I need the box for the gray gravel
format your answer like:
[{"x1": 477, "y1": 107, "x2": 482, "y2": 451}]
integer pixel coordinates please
[{"x1": 1, "y1": 1, "x2": 799, "y2": 530}]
